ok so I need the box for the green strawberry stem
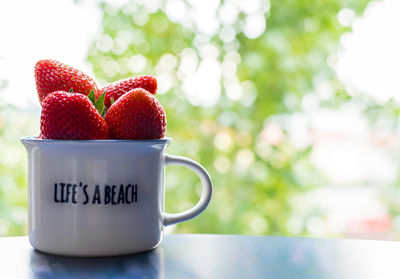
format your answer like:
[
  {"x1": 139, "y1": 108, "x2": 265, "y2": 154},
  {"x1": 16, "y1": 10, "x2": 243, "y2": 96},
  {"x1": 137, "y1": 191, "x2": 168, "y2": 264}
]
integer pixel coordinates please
[
  {"x1": 88, "y1": 89, "x2": 106, "y2": 117},
  {"x1": 88, "y1": 89, "x2": 96, "y2": 104}
]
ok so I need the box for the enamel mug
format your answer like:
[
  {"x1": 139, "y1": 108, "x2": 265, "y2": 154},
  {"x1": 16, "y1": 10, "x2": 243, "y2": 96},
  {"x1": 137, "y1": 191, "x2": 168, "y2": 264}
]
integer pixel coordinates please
[{"x1": 21, "y1": 137, "x2": 212, "y2": 257}]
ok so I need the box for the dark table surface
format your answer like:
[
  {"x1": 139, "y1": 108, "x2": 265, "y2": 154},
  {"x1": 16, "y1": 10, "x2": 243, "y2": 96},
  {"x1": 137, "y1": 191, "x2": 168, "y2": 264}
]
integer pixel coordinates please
[{"x1": 1, "y1": 234, "x2": 399, "y2": 278}]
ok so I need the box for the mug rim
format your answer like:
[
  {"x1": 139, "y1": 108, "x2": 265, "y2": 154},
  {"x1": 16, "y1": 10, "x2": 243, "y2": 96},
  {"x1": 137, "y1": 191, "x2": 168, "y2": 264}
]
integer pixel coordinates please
[{"x1": 20, "y1": 136, "x2": 172, "y2": 144}]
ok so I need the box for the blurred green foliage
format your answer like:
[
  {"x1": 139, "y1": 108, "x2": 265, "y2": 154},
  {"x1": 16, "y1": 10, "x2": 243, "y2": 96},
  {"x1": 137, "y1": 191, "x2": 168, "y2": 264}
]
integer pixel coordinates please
[
  {"x1": 0, "y1": 0, "x2": 372, "y2": 236},
  {"x1": 87, "y1": 0, "x2": 370, "y2": 235},
  {"x1": 0, "y1": 106, "x2": 38, "y2": 235}
]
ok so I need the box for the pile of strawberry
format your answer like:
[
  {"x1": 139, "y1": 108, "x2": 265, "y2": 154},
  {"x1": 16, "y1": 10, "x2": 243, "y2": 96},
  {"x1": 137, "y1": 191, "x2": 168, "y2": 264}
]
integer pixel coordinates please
[{"x1": 35, "y1": 59, "x2": 166, "y2": 140}]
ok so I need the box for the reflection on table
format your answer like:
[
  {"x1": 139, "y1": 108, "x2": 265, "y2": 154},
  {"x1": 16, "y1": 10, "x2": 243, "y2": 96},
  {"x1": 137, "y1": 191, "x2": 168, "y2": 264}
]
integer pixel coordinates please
[{"x1": 1, "y1": 234, "x2": 400, "y2": 279}]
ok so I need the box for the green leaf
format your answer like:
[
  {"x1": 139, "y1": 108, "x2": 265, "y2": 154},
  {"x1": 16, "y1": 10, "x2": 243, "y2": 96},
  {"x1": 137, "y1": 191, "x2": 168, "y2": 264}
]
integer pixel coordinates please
[
  {"x1": 94, "y1": 91, "x2": 106, "y2": 116},
  {"x1": 87, "y1": 89, "x2": 96, "y2": 105},
  {"x1": 101, "y1": 107, "x2": 108, "y2": 118},
  {"x1": 69, "y1": 88, "x2": 74, "y2": 93},
  {"x1": 110, "y1": 97, "x2": 115, "y2": 106},
  {"x1": 87, "y1": 90, "x2": 106, "y2": 116}
]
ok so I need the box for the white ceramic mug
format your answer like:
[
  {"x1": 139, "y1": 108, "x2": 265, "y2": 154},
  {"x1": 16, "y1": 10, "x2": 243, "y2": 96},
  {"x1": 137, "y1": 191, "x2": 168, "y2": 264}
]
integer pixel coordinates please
[{"x1": 21, "y1": 137, "x2": 212, "y2": 257}]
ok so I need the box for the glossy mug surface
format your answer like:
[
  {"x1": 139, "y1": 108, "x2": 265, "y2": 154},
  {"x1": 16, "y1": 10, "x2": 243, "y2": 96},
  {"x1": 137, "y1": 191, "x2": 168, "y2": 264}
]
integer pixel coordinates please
[{"x1": 21, "y1": 137, "x2": 212, "y2": 257}]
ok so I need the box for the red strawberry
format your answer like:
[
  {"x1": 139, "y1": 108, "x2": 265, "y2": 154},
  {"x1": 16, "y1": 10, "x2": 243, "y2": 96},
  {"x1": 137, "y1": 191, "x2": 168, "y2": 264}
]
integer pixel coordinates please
[
  {"x1": 41, "y1": 91, "x2": 109, "y2": 140},
  {"x1": 101, "y1": 75, "x2": 157, "y2": 108},
  {"x1": 105, "y1": 88, "x2": 166, "y2": 140},
  {"x1": 35, "y1": 59, "x2": 100, "y2": 105}
]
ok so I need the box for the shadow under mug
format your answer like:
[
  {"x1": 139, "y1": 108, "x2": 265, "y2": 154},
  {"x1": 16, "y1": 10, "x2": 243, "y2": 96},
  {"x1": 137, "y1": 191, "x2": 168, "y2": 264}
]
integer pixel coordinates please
[{"x1": 21, "y1": 137, "x2": 212, "y2": 257}]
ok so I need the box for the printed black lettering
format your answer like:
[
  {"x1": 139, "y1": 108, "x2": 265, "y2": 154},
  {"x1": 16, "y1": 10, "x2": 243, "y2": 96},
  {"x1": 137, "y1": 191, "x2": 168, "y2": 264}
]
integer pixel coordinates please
[
  {"x1": 111, "y1": 185, "x2": 117, "y2": 205},
  {"x1": 54, "y1": 182, "x2": 138, "y2": 205},
  {"x1": 92, "y1": 185, "x2": 101, "y2": 204},
  {"x1": 66, "y1": 184, "x2": 72, "y2": 203},
  {"x1": 125, "y1": 184, "x2": 131, "y2": 204},
  {"x1": 54, "y1": 183, "x2": 60, "y2": 203},
  {"x1": 117, "y1": 185, "x2": 125, "y2": 204},
  {"x1": 132, "y1": 184, "x2": 138, "y2": 203},
  {"x1": 82, "y1": 183, "x2": 89, "y2": 204},
  {"x1": 104, "y1": 185, "x2": 111, "y2": 204},
  {"x1": 60, "y1": 183, "x2": 66, "y2": 202},
  {"x1": 72, "y1": 184, "x2": 78, "y2": 204}
]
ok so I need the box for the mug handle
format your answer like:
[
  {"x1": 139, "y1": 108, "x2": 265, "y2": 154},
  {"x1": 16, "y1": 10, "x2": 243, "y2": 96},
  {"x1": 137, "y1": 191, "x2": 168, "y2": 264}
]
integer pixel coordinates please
[{"x1": 162, "y1": 154, "x2": 212, "y2": 226}]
